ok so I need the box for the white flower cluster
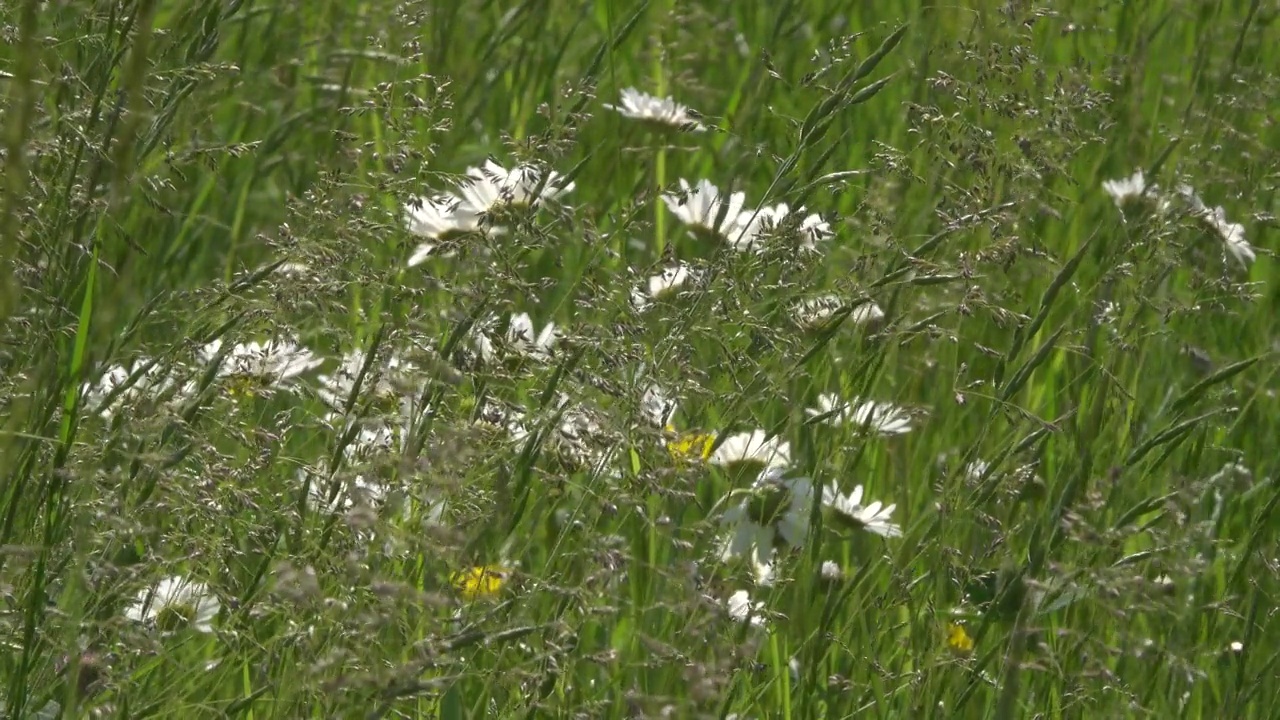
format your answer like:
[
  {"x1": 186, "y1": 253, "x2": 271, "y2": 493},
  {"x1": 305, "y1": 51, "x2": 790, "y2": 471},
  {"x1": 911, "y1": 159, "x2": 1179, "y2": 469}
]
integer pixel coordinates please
[
  {"x1": 661, "y1": 178, "x2": 832, "y2": 253},
  {"x1": 405, "y1": 160, "x2": 576, "y2": 266},
  {"x1": 1102, "y1": 169, "x2": 1256, "y2": 268},
  {"x1": 648, "y1": 386, "x2": 911, "y2": 620}
]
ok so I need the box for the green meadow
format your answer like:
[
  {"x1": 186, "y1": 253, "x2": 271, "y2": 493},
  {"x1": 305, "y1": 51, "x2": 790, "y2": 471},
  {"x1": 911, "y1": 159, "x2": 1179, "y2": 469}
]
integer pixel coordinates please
[{"x1": 1, "y1": 0, "x2": 1277, "y2": 717}]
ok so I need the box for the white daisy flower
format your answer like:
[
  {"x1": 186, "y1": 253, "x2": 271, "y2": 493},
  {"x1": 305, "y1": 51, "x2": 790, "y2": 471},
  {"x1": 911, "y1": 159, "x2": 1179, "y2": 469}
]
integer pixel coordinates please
[
  {"x1": 792, "y1": 295, "x2": 884, "y2": 330},
  {"x1": 1102, "y1": 169, "x2": 1154, "y2": 209},
  {"x1": 264, "y1": 260, "x2": 311, "y2": 277},
  {"x1": 1171, "y1": 183, "x2": 1208, "y2": 215},
  {"x1": 472, "y1": 313, "x2": 560, "y2": 364},
  {"x1": 558, "y1": 434, "x2": 620, "y2": 479},
  {"x1": 730, "y1": 203, "x2": 833, "y2": 252},
  {"x1": 505, "y1": 312, "x2": 559, "y2": 361},
  {"x1": 963, "y1": 459, "x2": 992, "y2": 481},
  {"x1": 963, "y1": 458, "x2": 1040, "y2": 484},
  {"x1": 471, "y1": 319, "x2": 499, "y2": 365},
  {"x1": 125, "y1": 575, "x2": 220, "y2": 633},
  {"x1": 474, "y1": 400, "x2": 531, "y2": 445},
  {"x1": 1202, "y1": 205, "x2": 1255, "y2": 267},
  {"x1": 648, "y1": 263, "x2": 695, "y2": 297},
  {"x1": 805, "y1": 393, "x2": 913, "y2": 435},
  {"x1": 404, "y1": 194, "x2": 483, "y2": 267},
  {"x1": 455, "y1": 160, "x2": 575, "y2": 215},
  {"x1": 711, "y1": 430, "x2": 791, "y2": 471},
  {"x1": 661, "y1": 179, "x2": 748, "y2": 241},
  {"x1": 797, "y1": 213, "x2": 834, "y2": 249},
  {"x1": 631, "y1": 263, "x2": 696, "y2": 310},
  {"x1": 603, "y1": 87, "x2": 705, "y2": 132},
  {"x1": 719, "y1": 511, "x2": 775, "y2": 568},
  {"x1": 304, "y1": 468, "x2": 390, "y2": 513},
  {"x1": 821, "y1": 483, "x2": 902, "y2": 538},
  {"x1": 317, "y1": 348, "x2": 418, "y2": 411},
  {"x1": 338, "y1": 417, "x2": 406, "y2": 459},
  {"x1": 727, "y1": 204, "x2": 785, "y2": 252},
  {"x1": 1207, "y1": 461, "x2": 1252, "y2": 486},
  {"x1": 1158, "y1": 184, "x2": 1254, "y2": 267},
  {"x1": 640, "y1": 384, "x2": 678, "y2": 428},
  {"x1": 752, "y1": 555, "x2": 777, "y2": 587},
  {"x1": 725, "y1": 589, "x2": 766, "y2": 626},
  {"x1": 557, "y1": 406, "x2": 605, "y2": 445},
  {"x1": 279, "y1": 261, "x2": 311, "y2": 275},
  {"x1": 82, "y1": 358, "x2": 184, "y2": 419},
  {"x1": 819, "y1": 560, "x2": 844, "y2": 581},
  {"x1": 199, "y1": 337, "x2": 323, "y2": 394},
  {"x1": 720, "y1": 467, "x2": 813, "y2": 565}
]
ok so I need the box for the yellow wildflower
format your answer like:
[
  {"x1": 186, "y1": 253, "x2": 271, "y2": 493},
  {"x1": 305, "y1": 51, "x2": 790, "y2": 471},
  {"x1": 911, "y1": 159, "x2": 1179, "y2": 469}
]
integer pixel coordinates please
[
  {"x1": 946, "y1": 623, "x2": 974, "y2": 656},
  {"x1": 665, "y1": 425, "x2": 716, "y2": 463},
  {"x1": 451, "y1": 566, "x2": 510, "y2": 600}
]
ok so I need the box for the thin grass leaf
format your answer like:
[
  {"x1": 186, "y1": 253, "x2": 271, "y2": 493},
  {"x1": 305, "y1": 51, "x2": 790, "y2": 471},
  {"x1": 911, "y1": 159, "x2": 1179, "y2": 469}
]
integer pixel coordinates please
[
  {"x1": 999, "y1": 326, "x2": 1066, "y2": 403},
  {"x1": 1125, "y1": 409, "x2": 1226, "y2": 468},
  {"x1": 1169, "y1": 357, "x2": 1261, "y2": 415}
]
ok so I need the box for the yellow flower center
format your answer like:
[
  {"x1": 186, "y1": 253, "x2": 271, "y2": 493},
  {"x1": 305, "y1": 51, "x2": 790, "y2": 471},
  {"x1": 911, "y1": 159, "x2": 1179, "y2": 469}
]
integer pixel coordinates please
[
  {"x1": 745, "y1": 481, "x2": 790, "y2": 526},
  {"x1": 226, "y1": 373, "x2": 273, "y2": 398},
  {"x1": 156, "y1": 604, "x2": 197, "y2": 632}
]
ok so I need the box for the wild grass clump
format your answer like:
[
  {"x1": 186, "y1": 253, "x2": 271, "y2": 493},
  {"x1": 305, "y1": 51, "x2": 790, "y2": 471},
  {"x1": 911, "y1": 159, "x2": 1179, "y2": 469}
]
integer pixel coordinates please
[{"x1": 1, "y1": 1, "x2": 1276, "y2": 717}]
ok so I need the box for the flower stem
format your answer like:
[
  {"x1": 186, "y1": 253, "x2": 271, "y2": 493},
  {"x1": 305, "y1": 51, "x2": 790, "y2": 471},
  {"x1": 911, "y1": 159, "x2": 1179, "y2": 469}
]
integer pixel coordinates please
[{"x1": 651, "y1": 8, "x2": 669, "y2": 260}]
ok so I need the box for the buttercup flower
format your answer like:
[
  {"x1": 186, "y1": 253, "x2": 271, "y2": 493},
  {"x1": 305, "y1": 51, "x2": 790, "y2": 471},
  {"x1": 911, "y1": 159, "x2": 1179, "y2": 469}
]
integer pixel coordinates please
[
  {"x1": 125, "y1": 575, "x2": 220, "y2": 633},
  {"x1": 946, "y1": 623, "x2": 975, "y2": 656},
  {"x1": 452, "y1": 565, "x2": 511, "y2": 601},
  {"x1": 666, "y1": 428, "x2": 717, "y2": 463},
  {"x1": 822, "y1": 483, "x2": 902, "y2": 538},
  {"x1": 604, "y1": 87, "x2": 705, "y2": 132},
  {"x1": 805, "y1": 393, "x2": 912, "y2": 435}
]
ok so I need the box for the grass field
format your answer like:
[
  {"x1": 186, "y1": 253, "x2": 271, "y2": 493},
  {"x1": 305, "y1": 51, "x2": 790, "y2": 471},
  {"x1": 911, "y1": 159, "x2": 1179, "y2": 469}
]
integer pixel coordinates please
[{"x1": 2, "y1": 0, "x2": 1278, "y2": 717}]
